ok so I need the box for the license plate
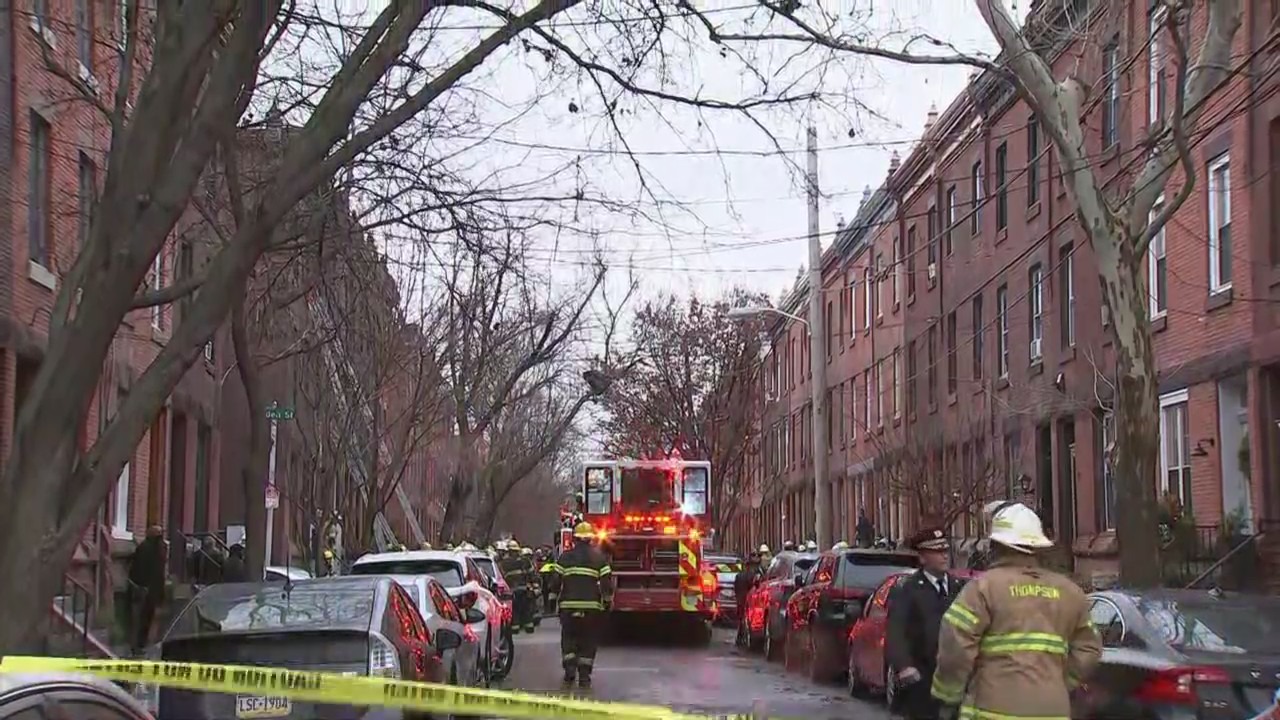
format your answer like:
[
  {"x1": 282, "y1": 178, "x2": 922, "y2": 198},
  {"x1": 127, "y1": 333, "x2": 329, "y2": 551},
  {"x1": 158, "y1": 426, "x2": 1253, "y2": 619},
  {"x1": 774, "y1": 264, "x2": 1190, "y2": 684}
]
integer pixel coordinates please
[{"x1": 236, "y1": 695, "x2": 291, "y2": 719}]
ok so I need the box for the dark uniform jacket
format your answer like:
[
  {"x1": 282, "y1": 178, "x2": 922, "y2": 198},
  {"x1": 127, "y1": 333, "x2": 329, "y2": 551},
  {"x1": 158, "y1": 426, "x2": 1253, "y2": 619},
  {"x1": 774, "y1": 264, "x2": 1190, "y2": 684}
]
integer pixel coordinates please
[
  {"x1": 885, "y1": 569, "x2": 966, "y2": 718},
  {"x1": 549, "y1": 543, "x2": 614, "y2": 611},
  {"x1": 499, "y1": 555, "x2": 529, "y2": 590}
]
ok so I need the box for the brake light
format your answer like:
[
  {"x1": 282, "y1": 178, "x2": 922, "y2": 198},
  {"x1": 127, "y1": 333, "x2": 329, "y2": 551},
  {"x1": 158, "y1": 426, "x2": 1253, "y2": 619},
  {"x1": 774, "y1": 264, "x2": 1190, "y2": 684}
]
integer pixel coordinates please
[
  {"x1": 369, "y1": 636, "x2": 402, "y2": 678},
  {"x1": 1133, "y1": 666, "x2": 1230, "y2": 705}
]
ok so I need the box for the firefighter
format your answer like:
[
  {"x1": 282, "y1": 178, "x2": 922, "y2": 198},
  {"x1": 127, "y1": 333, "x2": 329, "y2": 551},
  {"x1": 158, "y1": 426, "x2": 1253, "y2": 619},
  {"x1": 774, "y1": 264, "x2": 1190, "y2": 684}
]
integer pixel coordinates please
[
  {"x1": 420, "y1": 541, "x2": 433, "y2": 550},
  {"x1": 521, "y1": 546, "x2": 541, "y2": 629},
  {"x1": 548, "y1": 521, "x2": 613, "y2": 688},
  {"x1": 931, "y1": 503, "x2": 1101, "y2": 720},
  {"x1": 804, "y1": 539, "x2": 818, "y2": 552},
  {"x1": 539, "y1": 550, "x2": 559, "y2": 615},
  {"x1": 500, "y1": 540, "x2": 533, "y2": 633},
  {"x1": 832, "y1": 540, "x2": 850, "y2": 551},
  {"x1": 781, "y1": 540, "x2": 797, "y2": 551}
]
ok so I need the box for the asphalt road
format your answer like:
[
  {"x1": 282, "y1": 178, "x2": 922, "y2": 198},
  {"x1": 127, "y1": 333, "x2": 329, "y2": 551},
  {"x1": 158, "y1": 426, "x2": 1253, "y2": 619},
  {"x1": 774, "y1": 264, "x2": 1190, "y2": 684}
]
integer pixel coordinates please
[{"x1": 497, "y1": 617, "x2": 891, "y2": 719}]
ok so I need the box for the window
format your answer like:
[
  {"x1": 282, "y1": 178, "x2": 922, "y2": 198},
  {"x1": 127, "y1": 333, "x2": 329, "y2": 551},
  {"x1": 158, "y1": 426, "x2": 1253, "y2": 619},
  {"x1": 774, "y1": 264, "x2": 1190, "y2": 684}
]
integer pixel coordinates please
[
  {"x1": 945, "y1": 186, "x2": 957, "y2": 255},
  {"x1": 76, "y1": 0, "x2": 93, "y2": 70},
  {"x1": 927, "y1": 325, "x2": 938, "y2": 406},
  {"x1": 1159, "y1": 390, "x2": 1192, "y2": 511},
  {"x1": 1102, "y1": 40, "x2": 1120, "y2": 147},
  {"x1": 892, "y1": 349, "x2": 902, "y2": 420},
  {"x1": 1027, "y1": 116, "x2": 1040, "y2": 206},
  {"x1": 1149, "y1": 199, "x2": 1168, "y2": 317},
  {"x1": 971, "y1": 160, "x2": 982, "y2": 233},
  {"x1": 875, "y1": 254, "x2": 885, "y2": 319},
  {"x1": 1208, "y1": 153, "x2": 1232, "y2": 291},
  {"x1": 850, "y1": 378, "x2": 858, "y2": 441},
  {"x1": 906, "y1": 228, "x2": 917, "y2": 297},
  {"x1": 1150, "y1": 6, "x2": 1168, "y2": 125},
  {"x1": 1060, "y1": 244, "x2": 1076, "y2": 347},
  {"x1": 864, "y1": 267, "x2": 873, "y2": 329},
  {"x1": 972, "y1": 295, "x2": 985, "y2": 380},
  {"x1": 848, "y1": 272, "x2": 858, "y2": 341},
  {"x1": 906, "y1": 341, "x2": 917, "y2": 415},
  {"x1": 996, "y1": 285, "x2": 1009, "y2": 378},
  {"x1": 151, "y1": 250, "x2": 166, "y2": 331},
  {"x1": 838, "y1": 286, "x2": 848, "y2": 350},
  {"x1": 1004, "y1": 432, "x2": 1021, "y2": 497},
  {"x1": 863, "y1": 371, "x2": 871, "y2": 433},
  {"x1": 31, "y1": 0, "x2": 47, "y2": 26},
  {"x1": 28, "y1": 112, "x2": 50, "y2": 267},
  {"x1": 113, "y1": 459, "x2": 131, "y2": 538},
  {"x1": 1090, "y1": 598, "x2": 1126, "y2": 647},
  {"x1": 946, "y1": 311, "x2": 958, "y2": 394},
  {"x1": 995, "y1": 143, "x2": 1009, "y2": 230},
  {"x1": 826, "y1": 300, "x2": 835, "y2": 357},
  {"x1": 837, "y1": 383, "x2": 846, "y2": 444},
  {"x1": 876, "y1": 360, "x2": 884, "y2": 428},
  {"x1": 682, "y1": 467, "x2": 708, "y2": 513},
  {"x1": 927, "y1": 206, "x2": 939, "y2": 270},
  {"x1": 1029, "y1": 264, "x2": 1044, "y2": 361},
  {"x1": 892, "y1": 237, "x2": 901, "y2": 305},
  {"x1": 77, "y1": 152, "x2": 96, "y2": 248},
  {"x1": 585, "y1": 467, "x2": 613, "y2": 514},
  {"x1": 1099, "y1": 412, "x2": 1116, "y2": 531},
  {"x1": 117, "y1": 0, "x2": 129, "y2": 43},
  {"x1": 826, "y1": 388, "x2": 835, "y2": 450}
]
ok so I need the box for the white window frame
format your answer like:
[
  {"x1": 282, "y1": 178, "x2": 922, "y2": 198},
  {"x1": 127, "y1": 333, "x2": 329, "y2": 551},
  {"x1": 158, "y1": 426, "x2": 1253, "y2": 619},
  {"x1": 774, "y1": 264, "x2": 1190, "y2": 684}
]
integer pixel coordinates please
[
  {"x1": 1029, "y1": 265, "x2": 1044, "y2": 361},
  {"x1": 946, "y1": 186, "x2": 957, "y2": 255},
  {"x1": 971, "y1": 161, "x2": 982, "y2": 233},
  {"x1": 892, "y1": 349, "x2": 902, "y2": 420},
  {"x1": 1064, "y1": 247, "x2": 1076, "y2": 347},
  {"x1": 876, "y1": 360, "x2": 884, "y2": 428},
  {"x1": 1207, "y1": 153, "x2": 1232, "y2": 293},
  {"x1": 997, "y1": 286, "x2": 1009, "y2": 378},
  {"x1": 850, "y1": 378, "x2": 858, "y2": 441},
  {"x1": 1100, "y1": 411, "x2": 1116, "y2": 531},
  {"x1": 112, "y1": 461, "x2": 131, "y2": 539},
  {"x1": 1149, "y1": 5, "x2": 1167, "y2": 125},
  {"x1": 150, "y1": 252, "x2": 165, "y2": 331},
  {"x1": 863, "y1": 267, "x2": 872, "y2": 330},
  {"x1": 1149, "y1": 197, "x2": 1168, "y2": 318},
  {"x1": 1103, "y1": 41, "x2": 1120, "y2": 147},
  {"x1": 848, "y1": 271, "x2": 857, "y2": 340},
  {"x1": 1159, "y1": 389, "x2": 1192, "y2": 509},
  {"x1": 876, "y1": 254, "x2": 886, "y2": 320}
]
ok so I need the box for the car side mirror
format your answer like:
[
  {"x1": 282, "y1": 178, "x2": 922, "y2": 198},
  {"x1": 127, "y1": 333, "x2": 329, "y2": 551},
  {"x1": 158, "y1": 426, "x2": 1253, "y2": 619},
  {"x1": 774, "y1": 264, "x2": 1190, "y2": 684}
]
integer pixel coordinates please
[
  {"x1": 464, "y1": 607, "x2": 487, "y2": 625},
  {"x1": 434, "y1": 628, "x2": 463, "y2": 652}
]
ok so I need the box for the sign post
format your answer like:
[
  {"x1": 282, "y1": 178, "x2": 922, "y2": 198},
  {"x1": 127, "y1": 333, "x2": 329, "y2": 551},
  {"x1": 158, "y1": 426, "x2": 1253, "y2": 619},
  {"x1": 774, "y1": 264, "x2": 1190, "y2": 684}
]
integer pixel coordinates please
[{"x1": 263, "y1": 402, "x2": 294, "y2": 576}]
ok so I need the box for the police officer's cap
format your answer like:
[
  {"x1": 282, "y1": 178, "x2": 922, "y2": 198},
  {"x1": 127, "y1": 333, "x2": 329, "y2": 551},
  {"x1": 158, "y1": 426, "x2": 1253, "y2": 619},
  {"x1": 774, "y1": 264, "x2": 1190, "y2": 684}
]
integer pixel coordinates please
[{"x1": 909, "y1": 527, "x2": 951, "y2": 552}]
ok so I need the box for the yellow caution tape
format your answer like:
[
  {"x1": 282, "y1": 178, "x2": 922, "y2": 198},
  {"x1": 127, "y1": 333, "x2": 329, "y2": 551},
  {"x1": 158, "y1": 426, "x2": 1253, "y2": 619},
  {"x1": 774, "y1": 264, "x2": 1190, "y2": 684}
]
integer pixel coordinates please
[{"x1": 0, "y1": 656, "x2": 751, "y2": 720}]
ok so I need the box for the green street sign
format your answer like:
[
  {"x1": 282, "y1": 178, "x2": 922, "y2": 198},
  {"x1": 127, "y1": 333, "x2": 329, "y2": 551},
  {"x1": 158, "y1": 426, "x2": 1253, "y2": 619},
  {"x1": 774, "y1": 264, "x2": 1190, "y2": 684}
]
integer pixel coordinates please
[{"x1": 265, "y1": 404, "x2": 295, "y2": 421}]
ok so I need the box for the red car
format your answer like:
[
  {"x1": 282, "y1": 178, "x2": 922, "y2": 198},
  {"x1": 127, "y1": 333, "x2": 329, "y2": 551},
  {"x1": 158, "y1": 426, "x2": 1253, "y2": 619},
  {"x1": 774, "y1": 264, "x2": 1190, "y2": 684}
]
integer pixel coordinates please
[
  {"x1": 738, "y1": 551, "x2": 820, "y2": 660},
  {"x1": 781, "y1": 549, "x2": 920, "y2": 682},
  {"x1": 846, "y1": 567, "x2": 982, "y2": 701}
]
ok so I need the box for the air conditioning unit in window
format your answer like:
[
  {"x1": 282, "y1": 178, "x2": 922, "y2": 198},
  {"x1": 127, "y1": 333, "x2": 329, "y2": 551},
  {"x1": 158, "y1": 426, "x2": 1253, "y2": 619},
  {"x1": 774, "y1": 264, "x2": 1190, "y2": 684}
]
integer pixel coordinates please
[
  {"x1": 927, "y1": 263, "x2": 938, "y2": 281},
  {"x1": 1030, "y1": 337, "x2": 1043, "y2": 360}
]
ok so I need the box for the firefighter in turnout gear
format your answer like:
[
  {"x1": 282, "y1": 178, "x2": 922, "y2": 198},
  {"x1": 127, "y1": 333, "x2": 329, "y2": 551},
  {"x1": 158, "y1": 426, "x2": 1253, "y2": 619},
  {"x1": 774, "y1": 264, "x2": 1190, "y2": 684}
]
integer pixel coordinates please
[
  {"x1": 931, "y1": 503, "x2": 1102, "y2": 720},
  {"x1": 548, "y1": 521, "x2": 614, "y2": 688},
  {"x1": 521, "y1": 546, "x2": 542, "y2": 628},
  {"x1": 500, "y1": 540, "x2": 535, "y2": 633},
  {"x1": 539, "y1": 550, "x2": 558, "y2": 615}
]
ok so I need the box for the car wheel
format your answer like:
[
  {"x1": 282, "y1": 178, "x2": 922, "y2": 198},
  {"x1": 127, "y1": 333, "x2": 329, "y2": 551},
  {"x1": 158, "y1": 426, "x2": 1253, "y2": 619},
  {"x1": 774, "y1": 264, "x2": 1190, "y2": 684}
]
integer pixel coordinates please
[
  {"x1": 764, "y1": 617, "x2": 780, "y2": 662},
  {"x1": 884, "y1": 663, "x2": 898, "y2": 709},
  {"x1": 491, "y1": 625, "x2": 515, "y2": 681},
  {"x1": 847, "y1": 643, "x2": 865, "y2": 697}
]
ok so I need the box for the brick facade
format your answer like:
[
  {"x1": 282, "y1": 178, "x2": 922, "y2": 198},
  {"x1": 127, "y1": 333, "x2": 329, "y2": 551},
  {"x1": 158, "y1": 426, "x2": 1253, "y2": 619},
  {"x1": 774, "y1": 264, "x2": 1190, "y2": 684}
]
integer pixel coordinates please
[{"x1": 728, "y1": 0, "x2": 1280, "y2": 579}]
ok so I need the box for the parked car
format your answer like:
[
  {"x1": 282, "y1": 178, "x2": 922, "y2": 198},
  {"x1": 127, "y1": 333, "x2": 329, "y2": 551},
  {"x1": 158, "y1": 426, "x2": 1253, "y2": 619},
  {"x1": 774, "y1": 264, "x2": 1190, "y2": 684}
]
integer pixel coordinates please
[
  {"x1": 1, "y1": 673, "x2": 155, "y2": 720},
  {"x1": 783, "y1": 548, "x2": 919, "y2": 682},
  {"x1": 265, "y1": 566, "x2": 312, "y2": 583},
  {"x1": 352, "y1": 549, "x2": 515, "y2": 681},
  {"x1": 703, "y1": 554, "x2": 743, "y2": 625},
  {"x1": 149, "y1": 576, "x2": 462, "y2": 719},
  {"x1": 846, "y1": 568, "x2": 981, "y2": 702},
  {"x1": 739, "y1": 550, "x2": 819, "y2": 660},
  {"x1": 1074, "y1": 587, "x2": 1280, "y2": 719},
  {"x1": 458, "y1": 549, "x2": 514, "y2": 606},
  {"x1": 387, "y1": 575, "x2": 486, "y2": 687}
]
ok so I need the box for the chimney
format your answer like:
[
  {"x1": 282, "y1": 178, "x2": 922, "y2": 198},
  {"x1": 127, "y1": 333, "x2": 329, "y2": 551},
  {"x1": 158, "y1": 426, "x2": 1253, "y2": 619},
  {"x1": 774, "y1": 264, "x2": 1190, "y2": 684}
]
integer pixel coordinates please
[
  {"x1": 861, "y1": 185, "x2": 872, "y2": 206},
  {"x1": 925, "y1": 102, "x2": 939, "y2": 133},
  {"x1": 835, "y1": 213, "x2": 846, "y2": 231},
  {"x1": 888, "y1": 150, "x2": 901, "y2": 175}
]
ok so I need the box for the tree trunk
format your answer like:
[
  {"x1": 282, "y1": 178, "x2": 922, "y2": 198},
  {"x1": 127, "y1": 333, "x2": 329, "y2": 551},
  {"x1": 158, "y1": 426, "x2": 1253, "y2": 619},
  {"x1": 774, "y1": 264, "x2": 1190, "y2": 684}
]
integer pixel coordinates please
[
  {"x1": 233, "y1": 296, "x2": 272, "y2": 581},
  {"x1": 1107, "y1": 258, "x2": 1163, "y2": 588}
]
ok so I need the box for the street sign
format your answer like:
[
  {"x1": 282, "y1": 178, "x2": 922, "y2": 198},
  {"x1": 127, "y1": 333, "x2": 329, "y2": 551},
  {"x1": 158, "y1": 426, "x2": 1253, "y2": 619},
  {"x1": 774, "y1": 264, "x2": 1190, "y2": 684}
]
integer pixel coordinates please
[
  {"x1": 265, "y1": 485, "x2": 280, "y2": 509},
  {"x1": 265, "y1": 403, "x2": 295, "y2": 421}
]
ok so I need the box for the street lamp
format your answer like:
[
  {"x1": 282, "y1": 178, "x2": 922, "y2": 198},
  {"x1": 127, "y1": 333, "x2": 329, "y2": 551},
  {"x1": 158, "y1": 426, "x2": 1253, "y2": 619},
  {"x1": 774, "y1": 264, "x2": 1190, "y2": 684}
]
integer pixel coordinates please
[{"x1": 727, "y1": 304, "x2": 832, "y2": 548}]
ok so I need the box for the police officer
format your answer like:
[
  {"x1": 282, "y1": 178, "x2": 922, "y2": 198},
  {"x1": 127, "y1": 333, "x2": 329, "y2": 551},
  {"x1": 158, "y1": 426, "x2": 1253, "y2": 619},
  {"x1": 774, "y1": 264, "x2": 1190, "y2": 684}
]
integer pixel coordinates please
[
  {"x1": 548, "y1": 522, "x2": 613, "y2": 688},
  {"x1": 931, "y1": 504, "x2": 1101, "y2": 720},
  {"x1": 885, "y1": 527, "x2": 965, "y2": 720}
]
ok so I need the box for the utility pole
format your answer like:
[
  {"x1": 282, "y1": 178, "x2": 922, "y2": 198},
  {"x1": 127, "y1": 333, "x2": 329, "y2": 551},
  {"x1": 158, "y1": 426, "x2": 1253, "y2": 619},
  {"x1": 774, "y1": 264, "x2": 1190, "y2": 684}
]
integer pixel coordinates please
[{"x1": 806, "y1": 125, "x2": 832, "y2": 549}]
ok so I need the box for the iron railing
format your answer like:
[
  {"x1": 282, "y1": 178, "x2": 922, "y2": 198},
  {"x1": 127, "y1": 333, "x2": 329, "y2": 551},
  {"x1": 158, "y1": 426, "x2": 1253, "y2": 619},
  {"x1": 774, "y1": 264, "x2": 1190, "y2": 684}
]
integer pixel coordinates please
[{"x1": 47, "y1": 573, "x2": 115, "y2": 658}]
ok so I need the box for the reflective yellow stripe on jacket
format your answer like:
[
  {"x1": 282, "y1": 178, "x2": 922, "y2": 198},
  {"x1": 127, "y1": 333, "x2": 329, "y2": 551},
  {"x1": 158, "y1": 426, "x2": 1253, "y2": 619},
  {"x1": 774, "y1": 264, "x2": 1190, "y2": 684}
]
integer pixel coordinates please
[
  {"x1": 559, "y1": 599, "x2": 604, "y2": 610},
  {"x1": 943, "y1": 601, "x2": 980, "y2": 632},
  {"x1": 979, "y1": 632, "x2": 1068, "y2": 656},
  {"x1": 958, "y1": 707, "x2": 1069, "y2": 720}
]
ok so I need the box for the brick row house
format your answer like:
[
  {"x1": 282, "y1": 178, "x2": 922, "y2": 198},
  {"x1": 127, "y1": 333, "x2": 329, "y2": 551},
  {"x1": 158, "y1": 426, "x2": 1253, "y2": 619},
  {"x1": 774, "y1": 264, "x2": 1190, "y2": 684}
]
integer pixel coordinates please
[
  {"x1": 728, "y1": 0, "x2": 1280, "y2": 582},
  {"x1": 2, "y1": 0, "x2": 450, "y2": 649}
]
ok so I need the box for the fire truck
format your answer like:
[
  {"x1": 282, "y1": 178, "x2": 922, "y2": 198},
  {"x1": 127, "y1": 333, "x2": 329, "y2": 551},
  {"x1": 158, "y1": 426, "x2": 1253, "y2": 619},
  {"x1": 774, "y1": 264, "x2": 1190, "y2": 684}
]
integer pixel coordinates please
[{"x1": 577, "y1": 457, "x2": 717, "y2": 643}]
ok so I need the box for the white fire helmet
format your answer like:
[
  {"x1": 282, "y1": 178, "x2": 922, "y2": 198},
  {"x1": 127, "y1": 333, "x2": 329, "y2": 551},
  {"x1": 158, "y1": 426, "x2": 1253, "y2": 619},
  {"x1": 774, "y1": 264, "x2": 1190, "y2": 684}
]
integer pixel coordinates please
[
  {"x1": 988, "y1": 502, "x2": 1054, "y2": 553},
  {"x1": 804, "y1": 540, "x2": 818, "y2": 551},
  {"x1": 758, "y1": 544, "x2": 771, "y2": 554}
]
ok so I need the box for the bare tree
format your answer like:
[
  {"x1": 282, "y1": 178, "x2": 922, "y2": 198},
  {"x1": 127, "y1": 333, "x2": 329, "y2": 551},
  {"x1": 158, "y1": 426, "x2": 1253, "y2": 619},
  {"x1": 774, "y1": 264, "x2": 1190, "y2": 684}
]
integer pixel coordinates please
[
  {"x1": 601, "y1": 289, "x2": 769, "y2": 538},
  {"x1": 972, "y1": 0, "x2": 1243, "y2": 585}
]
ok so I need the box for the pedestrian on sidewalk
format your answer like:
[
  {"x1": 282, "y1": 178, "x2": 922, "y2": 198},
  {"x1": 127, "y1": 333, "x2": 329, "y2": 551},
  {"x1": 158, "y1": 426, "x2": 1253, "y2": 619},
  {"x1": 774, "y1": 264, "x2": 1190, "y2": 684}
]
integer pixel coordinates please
[{"x1": 127, "y1": 526, "x2": 167, "y2": 655}]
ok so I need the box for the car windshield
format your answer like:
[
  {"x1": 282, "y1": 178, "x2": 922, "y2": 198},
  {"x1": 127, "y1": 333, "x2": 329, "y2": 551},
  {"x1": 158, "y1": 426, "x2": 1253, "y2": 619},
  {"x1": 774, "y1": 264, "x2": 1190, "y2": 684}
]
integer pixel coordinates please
[
  {"x1": 838, "y1": 553, "x2": 919, "y2": 589},
  {"x1": 167, "y1": 581, "x2": 376, "y2": 638},
  {"x1": 794, "y1": 557, "x2": 817, "y2": 573},
  {"x1": 350, "y1": 559, "x2": 464, "y2": 588},
  {"x1": 471, "y1": 556, "x2": 498, "y2": 580},
  {"x1": 1138, "y1": 597, "x2": 1280, "y2": 654}
]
